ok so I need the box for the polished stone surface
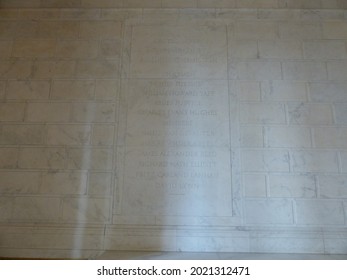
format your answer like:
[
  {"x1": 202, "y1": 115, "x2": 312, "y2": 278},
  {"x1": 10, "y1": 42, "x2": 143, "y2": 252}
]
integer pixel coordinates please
[
  {"x1": 0, "y1": 5, "x2": 347, "y2": 259},
  {"x1": 95, "y1": 251, "x2": 347, "y2": 260}
]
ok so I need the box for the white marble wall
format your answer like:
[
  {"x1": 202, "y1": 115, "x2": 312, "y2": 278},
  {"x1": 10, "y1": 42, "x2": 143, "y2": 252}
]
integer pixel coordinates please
[
  {"x1": 1, "y1": 0, "x2": 347, "y2": 9},
  {"x1": 1, "y1": 5, "x2": 347, "y2": 258}
]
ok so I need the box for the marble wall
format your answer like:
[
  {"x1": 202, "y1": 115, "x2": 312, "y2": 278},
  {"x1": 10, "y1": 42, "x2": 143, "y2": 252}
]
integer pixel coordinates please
[
  {"x1": 1, "y1": 0, "x2": 347, "y2": 9},
  {"x1": 1, "y1": 3, "x2": 347, "y2": 258}
]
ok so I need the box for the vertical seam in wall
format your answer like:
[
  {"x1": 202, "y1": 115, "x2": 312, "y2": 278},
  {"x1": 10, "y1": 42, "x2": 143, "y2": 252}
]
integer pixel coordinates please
[
  {"x1": 305, "y1": 81, "x2": 310, "y2": 102},
  {"x1": 324, "y1": 60, "x2": 329, "y2": 80},
  {"x1": 310, "y1": 127, "x2": 315, "y2": 148},
  {"x1": 48, "y1": 74, "x2": 53, "y2": 100},
  {"x1": 226, "y1": 24, "x2": 234, "y2": 213},
  {"x1": 315, "y1": 174, "x2": 320, "y2": 199},
  {"x1": 103, "y1": 224, "x2": 107, "y2": 251},
  {"x1": 111, "y1": 20, "x2": 125, "y2": 224},
  {"x1": 331, "y1": 101, "x2": 337, "y2": 125},
  {"x1": 288, "y1": 148, "x2": 293, "y2": 173},
  {"x1": 284, "y1": 102, "x2": 289, "y2": 125},
  {"x1": 292, "y1": 199, "x2": 297, "y2": 225},
  {"x1": 256, "y1": 40, "x2": 260, "y2": 61},
  {"x1": 300, "y1": 38, "x2": 304, "y2": 60},
  {"x1": 3, "y1": 80, "x2": 9, "y2": 100},
  {"x1": 322, "y1": 227, "x2": 327, "y2": 254},
  {"x1": 86, "y1": 170, "x2": 91, "y2": 196},
  {"x1": 337, "y1": 150, "x2": 343, "y2": 173},
  {"x1": 23, "y1": 99, "x2": 29, "y2": 123},
  {"x1": 42, "y1": 122, "x2": 48, "y2": 148},
  {"x1": 265, "y1": 173, "x2": 269, "y2": 197},
  {"x1": 226, "y1": 24, "x2": 231, "y2": 80}
]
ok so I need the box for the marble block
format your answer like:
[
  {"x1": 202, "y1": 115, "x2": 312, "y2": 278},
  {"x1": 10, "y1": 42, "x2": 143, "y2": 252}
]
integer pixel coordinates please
[
  {"x1": 117, "y1": 24, "x2": 233, "y2": 222},
  {"x1": 128, "y1": 25, "x2": 228, "y2": 79},
  {"x1": 119, "y1": 79, "x2": 233, "y2": 218}
]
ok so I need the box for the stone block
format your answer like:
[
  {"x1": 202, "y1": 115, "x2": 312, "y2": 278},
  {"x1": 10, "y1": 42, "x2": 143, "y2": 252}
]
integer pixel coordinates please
[
  {"x1": 282, "y1": 61, "x2": 328, "y2": 81},
  {"x1": 258, "y1": 40, "x2": 302, "y2": 59},
  {"x1": 0, "y1": 60, "x2": 32, "y2": 79},
  {"x1": 0, "y1": 148, "x2": 19, "y2": 169},
  {"x1": 70, "y1": 102, "x2": 116, "y2": 123},
  {"x1": 99, "y1": 39, "x2": 122, "y2": 58},
  {"x1": 314, "y1": 127, "x2": 347, "y2": 149},
  {"x1": 296, "y1": 199, "x2": 345, "y2": 225},
  {"x1": 56, "y1": 40, "x2": 99, "y2": 58},
  {"x1": 95, "y1": 80, "x2": 119, "y2": 100},
  {"x1": 0, "y1": 124, "x2": 45, "y2": 145},
  {"x1": 0, "y1": 103, "x2": 26, "y2": 122},
  {"x1": 323, "y1": 21, "x2": 347, "y2": 39},
  {"x1": 261, "y1": 81, "x2": 307, "y2": 101},
  {"x1": 79, "y1": 21, "x2": 122, "y2": 39},
  {"x1": 37, "y1": 21, "x2": 79, "y2": 38},
  {"x1": 279, "y1": 22, "x2": 322, "y2": 40},
  {"x1": 62, "y1": 197, "x2": 111, "y2": 223},
  {"x1": 269, "y1": 174, "x2": 316, "y2": 198},
  {"x1": 231, "y1": 60, "x2": 282, "y2": 80},
  {"x1": 265, "y1": 126, "x2": 312, "y2": 148},
  {"x1": 40, "y1": 171, "x2": 88, "y2": 194},
  {"x1": 12, "y1": 39, "x2": 56, "y2": 58},
  {"x1": 0, "y1": 172, "x2": 40, "y2": 194},
  {"x1": 76, "y1": 59, "x2": 120, "y2": 78},
  {"x1": 333, "y1": 103, "x2": 347, "y2": 125},
  {"x1": 242, "y1": 149, "x2": 290, "y2": 172},
  {"x1": 46, "y1": 125, "x2": 92, "y2": 146},
  {"x1": 51, "y1": 80, "x2": 95, "y2": 100},
  {"x1": 234, "y1": 21, "x2": 278, "y2": 40},
  {"x1": 288, "y1": 103, "x2": 333, "y2": 125},
  {"x1": 319, "y1": 175, "x2": 347, "y2": 198},
  {"x1": 0, "y1": 197, "x2": 14, "y2": 220},
  {"x1": 228, "y1": 40, "x2": 258, "y2": 59},
  {"x1": 240, "y1": 125, "x2": 264, "y2": 147},
  {"x1": 244, "y1": 199, "x2": 293, "y2": 224},
  {"x1": 26, "y1": 103, "x2": 71, "y2": 123},
  {"x1": 66, "y1": 148, "x2": 113, "y2": 170},
  {"x1": 91, "y1": 124, "x2": 115, "y2": 146},
  {"x1": 243, "y1": 173, "x2": 267, "y2": 197},
  {"x1": 303, "y1": 40, "x2": 346, "y2": 59},
  {"x1": 0, "y1": 41, "x2": 13, "y2": 58},
  {"x1": 198, "y1": 0, "x2": 236, "y2": 8},
  {"x1": 236, "y1": 81, "x2": 261, "y2": 101},
  {"x1": 291, "y1": 150, "x2": 339, "y2": 172},
  {"x1": 240, "y1": 103, "x2": 286, "y2": 124},
  {"x1": 309, "y1": 82, "x2": 347, "y2": 102},
  {"x1": 18, "y1": 147, "x2": 66, "y2": 169},
  {"x1": 6, "y1": 81, "x2": 50, "y2": 100},
  {"x1": 13, "y1": 197, "x2": 61, "y2": 220},
  {"x1": 88, "y1": 172, "x2": 112, "y2": 195},
  {"x1": 327, "y1": 62, "x2": 347, "y2": 81}
]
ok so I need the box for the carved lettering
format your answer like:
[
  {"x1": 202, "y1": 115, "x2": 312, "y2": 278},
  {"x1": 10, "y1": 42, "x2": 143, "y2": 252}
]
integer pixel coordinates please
[{"x1": 121, "y1": 25, "x2": 232, "y2": 217}]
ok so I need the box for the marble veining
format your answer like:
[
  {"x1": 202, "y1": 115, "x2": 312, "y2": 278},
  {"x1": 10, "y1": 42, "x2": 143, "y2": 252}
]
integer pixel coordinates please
[{"x1": 0, "y1": 4, "x2": 347, "y2": 258}]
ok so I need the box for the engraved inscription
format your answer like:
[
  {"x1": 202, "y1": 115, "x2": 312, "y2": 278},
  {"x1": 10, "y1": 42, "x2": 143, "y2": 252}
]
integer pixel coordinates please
[
  {"x1": 120, "y1": 25, "x2": 232, "y2": 219},
  {"x1": 123, "y1": 80, "x2": 232, "y2": 216},
  {"x1": 126, "y1": 80, "x2": 230, "y2": 147},
  {"x1": 124, "y1": 147, "x2": 231, "y2": 216},
  {"x1": 129, "y1": 26, "x2": 228, "y2": 79}
]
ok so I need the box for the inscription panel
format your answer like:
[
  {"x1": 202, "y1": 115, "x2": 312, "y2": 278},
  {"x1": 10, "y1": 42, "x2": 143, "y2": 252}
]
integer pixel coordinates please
[
  {"x1": 119, "y1": 25, "x2": 232, "y2": 220},
  {"x1": 123, "y1": 147, "x2": 231, "y2": 216},
  {"x1": 129, "y1": 25, "x2": 228, "y2": 79},
  {"x1": 126, "y1": 80, "x2": 230, "y2": 147}
]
